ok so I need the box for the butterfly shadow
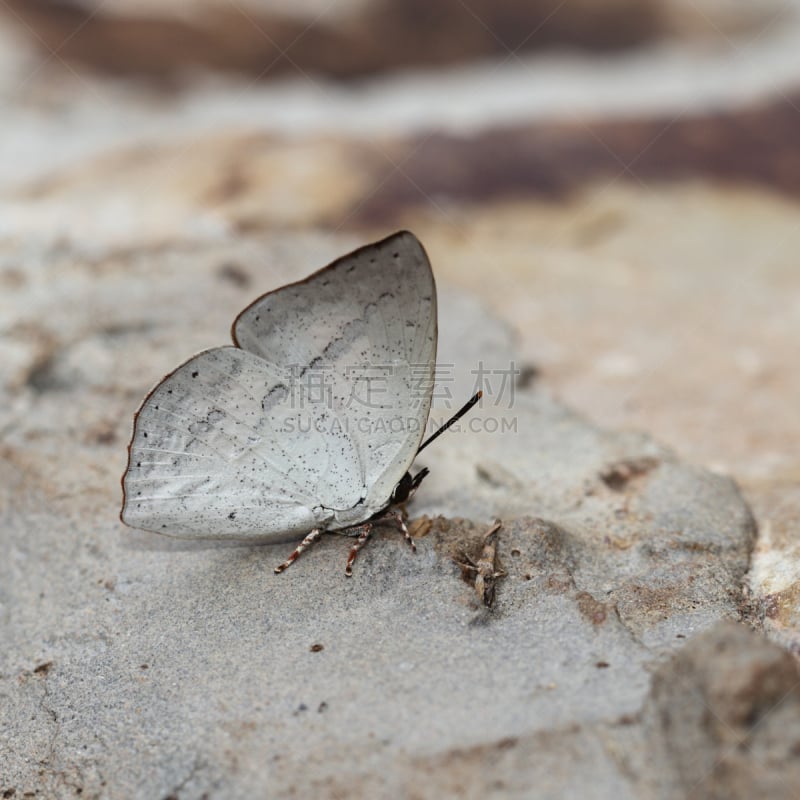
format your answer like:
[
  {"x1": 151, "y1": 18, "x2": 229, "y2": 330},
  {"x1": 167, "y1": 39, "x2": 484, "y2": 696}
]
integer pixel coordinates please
[{"x1": 119, "y1": 527, "x2": 297, "y2": 553}]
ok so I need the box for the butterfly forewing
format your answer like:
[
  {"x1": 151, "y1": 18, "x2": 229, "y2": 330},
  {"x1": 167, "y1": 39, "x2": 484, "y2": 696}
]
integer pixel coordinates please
[{"x1": 233, "y1": 231, "x2": 436, "y2": 520}]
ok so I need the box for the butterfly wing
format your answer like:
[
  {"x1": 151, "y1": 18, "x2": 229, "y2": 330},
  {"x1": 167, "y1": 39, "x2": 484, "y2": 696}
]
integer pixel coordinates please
[
  {"x1": 121, "y1": 346, "x2": 339, "y2": 539},
  {"x1": 233, "y1": 230, "x2": 437, "y2": 522}
]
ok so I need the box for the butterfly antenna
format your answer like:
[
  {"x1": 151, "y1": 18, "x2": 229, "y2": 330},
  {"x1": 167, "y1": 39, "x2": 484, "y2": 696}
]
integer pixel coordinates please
[{"x1": 417, "y1": 391, "x2": 482, "y2": 454}]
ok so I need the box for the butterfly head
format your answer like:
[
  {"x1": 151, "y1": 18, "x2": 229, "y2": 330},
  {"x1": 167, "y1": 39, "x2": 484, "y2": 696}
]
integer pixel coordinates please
[{"x1": 390, "y1": 467, "x2": 430, "y2": 506}]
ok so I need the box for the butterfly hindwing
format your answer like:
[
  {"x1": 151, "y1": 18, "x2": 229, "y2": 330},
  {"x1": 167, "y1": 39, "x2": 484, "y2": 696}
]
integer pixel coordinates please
[{"x1": 122, "y1": 347, "x2": 340, "y2": 539}]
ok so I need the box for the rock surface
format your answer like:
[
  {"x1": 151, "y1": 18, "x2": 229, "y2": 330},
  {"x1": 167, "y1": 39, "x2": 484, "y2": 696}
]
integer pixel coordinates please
[
  {"x1": 0, "y1": 232, "x2": 757, "y2": 798},
  {"x1": 642, "y1": 622, "x2": 800, "y2": 799}
]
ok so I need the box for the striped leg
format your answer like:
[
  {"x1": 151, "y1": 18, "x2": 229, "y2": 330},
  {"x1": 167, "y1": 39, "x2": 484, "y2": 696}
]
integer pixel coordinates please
[
  {"x1": 345, "y1": 523, "x2": 373, "y2": 577},
  {"x1": 381, "y1": 509, "x2": 416, "y2": 553},
  {"x1": 274, "y1": 528, "x2": 323, "y2": 574}
]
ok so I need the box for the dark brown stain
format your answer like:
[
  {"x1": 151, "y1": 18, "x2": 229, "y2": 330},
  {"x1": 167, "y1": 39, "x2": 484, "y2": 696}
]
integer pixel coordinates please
[
  {"x1": 746, "y1": 587, "x2": 800, "y2": 626},
  {"x1": 310, "y1": 643, "x2": 325, "y2": 653},
  {"x1": 217, "y1": 263, "x2": 252, "y2": 289},
  {"x1": 546, "y1": 573, "x2": 572, "y2": 593},
  {"x1": 351, "y1": 97, "x2": 800, "y2": 224},
  {"x1": 515, "y1": 363, "x2": 540, "y2": 390},
  {"x1": 496, "y1": 736, "x2": 518, "y2": 749},
  {"x1": 763, "y1": 594, "x2": 781, "y2": 619},
  {"x1": 86, "y1": 423, "x2": 117, "y2": 447},
  {"x1": 600, "y1": 457, "x2": 659, "y2": 491},
  {"x1": 2, "y1": 0, "x2": 663, "y2": 83},
  {"x1": 24, "y1": 351, "x2": 64, "y2": 394},
  {"x1": 474, "y1": 463, "x2": 519, "y2": 489},
  {"x1": 33, "y1": 661, "x2": 53, "y2": 675},
  {"x1": 575, "y1": 591, "x2": 608, "y2": 625}
]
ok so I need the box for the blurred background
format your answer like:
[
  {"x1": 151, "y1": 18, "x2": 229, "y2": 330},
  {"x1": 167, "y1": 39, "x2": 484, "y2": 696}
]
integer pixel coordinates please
[
  {"x1": 1, "y1": 0, "x2": 799, "y2": 641},
  {"x1": 3, "y1": 0, "x2": 800, "y2": 195}
]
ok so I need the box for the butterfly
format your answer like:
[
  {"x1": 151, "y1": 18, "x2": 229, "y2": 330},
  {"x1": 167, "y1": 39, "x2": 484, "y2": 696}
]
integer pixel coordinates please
[{"x1": 120, "y1": 231, "x2": 480, "y2": 575}]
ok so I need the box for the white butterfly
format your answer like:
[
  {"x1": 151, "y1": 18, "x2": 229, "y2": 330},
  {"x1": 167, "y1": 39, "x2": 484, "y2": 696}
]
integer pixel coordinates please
[{"x1": 121, "y1": 231, "x2": 479, "y2": 575}]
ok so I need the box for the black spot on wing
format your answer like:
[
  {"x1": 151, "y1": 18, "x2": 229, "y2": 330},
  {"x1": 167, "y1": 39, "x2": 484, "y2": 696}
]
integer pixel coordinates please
[{"x1": 262, "y1": 383, "x2": 290, "y2": 412}]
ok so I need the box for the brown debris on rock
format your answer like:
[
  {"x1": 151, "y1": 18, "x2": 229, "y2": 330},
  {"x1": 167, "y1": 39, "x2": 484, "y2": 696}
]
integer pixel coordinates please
[{"x1": 454, "y1": 520, "x2": 506, "y2": 608}]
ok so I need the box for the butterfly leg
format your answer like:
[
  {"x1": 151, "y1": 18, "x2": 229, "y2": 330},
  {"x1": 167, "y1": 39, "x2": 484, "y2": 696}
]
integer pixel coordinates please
[
  {"x1": 380, "y1": 509, "x2": 416, "y2": 553},
  {"x1": 274, "y1": 528, "x2": 323, "y2": 574},
  {"x1": 344, "y1": 523, "x2": 373, "y2": 577}
]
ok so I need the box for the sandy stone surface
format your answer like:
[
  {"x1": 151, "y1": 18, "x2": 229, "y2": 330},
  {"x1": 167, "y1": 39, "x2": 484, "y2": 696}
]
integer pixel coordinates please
[
  {"x1": 2, "y1": 2, "x2": 800, "y2": 797},
  {"x1": 0, "y1": 261, "x2": 756, "y2": 796},
  {"x1": 641, "y1": 622, "x2": 800, "y2": 799}
]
